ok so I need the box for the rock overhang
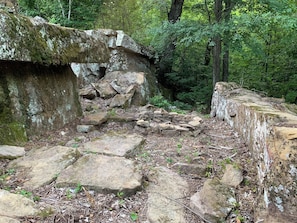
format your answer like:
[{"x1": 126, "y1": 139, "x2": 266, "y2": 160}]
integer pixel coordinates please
[{"x1": 0, "y1": 10, "x2": 110, "y2": 65}]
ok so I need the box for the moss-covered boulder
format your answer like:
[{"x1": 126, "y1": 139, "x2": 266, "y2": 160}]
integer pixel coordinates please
[
  {"x1": 0, "y1": 10, "x2": 109, "y2": 64},
  {"x1": 0, "y1": 10, "x2": 110, "y2": 144}
]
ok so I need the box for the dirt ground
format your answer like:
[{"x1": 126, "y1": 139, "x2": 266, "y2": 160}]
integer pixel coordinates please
[{"x1": 0, "y1": 104, "x2": 259, "y2": 223}]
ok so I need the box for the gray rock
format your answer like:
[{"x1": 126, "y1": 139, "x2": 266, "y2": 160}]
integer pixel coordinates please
[
  {"x1": 0, "y1": 11, "x2": 109, "y2": 64},
  {"x1": 79, "y1": 86, "x2": 97, "y2": 100},
  {"x1": 0, "y1": 216, "x2": 20, "y2": 223},
  {"x1": 81, "y1": 132, "x2": 145, "y2": 157},
  {"x1": 81, "y1": 112, "x2": 108, "y2": 125},
  {"x1": 0, "y1": 189, "x2": 37, "y2": 218},
  {"x1": 56, "y1": 154, "x2": 142, "y2": 195},
  {"x1": 188, "y1": 116, "x2": 202, "y2": 127},
  {"x1": 221, "y1": 164, "x2": 243, "y2": 187},
  {"x1": 8, "y1": 146, "x2": 81, "y2": 189},
  {"x1": 136, "y1": 119, "x2": 150, "y2": 128},
  {"x1": 0, "y1": 145, "x2": 25, "y2": 159},
  {"x1": 95, "y1": 81, "x2": 117, "y2": 99},
  {"x1": 190, "y1": 178, "x2": 236, "y2": 222},
  {"x1": 110, "y1": 93, "x2": 134, "y2": 108},
  {"x1": 147, "y1": 166, "x2": 188, "y2": 223},
  {"x1": 76, "y1": 125, "x2": 95, "y2": 133}
]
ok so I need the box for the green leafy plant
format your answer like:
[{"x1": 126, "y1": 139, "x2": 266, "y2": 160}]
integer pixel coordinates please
[
  {"x1": 130, "y1": 212, "x2": 138, "y2": 221},
  {"x1": 166, "y1": 157, "x2": 173, "y2": 164},
  {"x1": 18, "y1": 189, "x2": 33, "y2": 198},
  {"x1": 150, "y1": 95, "x2": 172, "y2": 111}
]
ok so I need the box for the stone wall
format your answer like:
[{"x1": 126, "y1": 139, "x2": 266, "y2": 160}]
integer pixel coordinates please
[{"x1": 211, "y1": 82, "x2": 297, "y2": 222}]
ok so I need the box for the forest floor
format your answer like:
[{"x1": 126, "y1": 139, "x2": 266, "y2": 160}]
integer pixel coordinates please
[{"x1": 0, "y1": 103, "x2": 259, "y2": 223}]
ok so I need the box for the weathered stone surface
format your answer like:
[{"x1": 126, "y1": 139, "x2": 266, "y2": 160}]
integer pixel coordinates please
[
  {"x1": 110, "y1": 93, "x2": 134, "y2": 108},
  {"x1": 56, "y1": 154, "x2": 142, "y2": 195},
  {"x1": 0, "y1": 189, "x2": 37, "y2": 218},
  {"x1": 101, "y1": 71, "x2": 154, "y2": 106},
  {"x1": 190, "y1": 178, "x2": 236, "y2": 222},
  {"x1": 8, "y1": 146, "x2": 81, "y2": 189},
  {"x1": 221, "y1": 164, "x2": 243, "y2": 187},
  {"x1": 71, "y1": 63, "x2": 105, "y2": 87},
  {"x1": 79, "y1": 86, "x2": 97, "y2": 100},
  {"x1": 210, "y1": 82, "x2": 297, "y2": 222},
  {"x1": 0, "y1": 10, "x2": 109, "y2": 64},
  {"x1": 76, "y1": 125, "x2": 95, "y2": 133},
  {"x1": 81, "y1": 112, "x2": 108, "y2": 125},
  {"x1": 0, "y1": 216, "x2": 20, "y2": 223},
  {"x1": 81, "y1": 133, "x2": 145, "y2": 157},
  {"x1": 0, "y1": 145, "x2": 25, "y2": 159},
  {"x1": 95, "y1": 81, "x2": 117, "y2": 99},
  {"x1": 0, "y1": 61, "x2": 82, "y2": 139},
  {"x1": 147, "y1": 166, "x2": 188, "y2": 223}
]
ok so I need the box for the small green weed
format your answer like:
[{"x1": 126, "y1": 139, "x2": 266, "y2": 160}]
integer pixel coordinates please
[
  {"x1": 166, "y1": 157, "x2": 173, "y2": 164},
  {"x1": 38, "y1": 207, "x2": 54, "y2": 219},
  {"x1": 108, "y1": 108, "x2": 116, "y2": 117},
  {"x1": 130, "y1": 212, "x2": 138, "y2": 221},
  {"x1": 18, "y1": 189, "x2": 33, "y2": 198},
  {"x1": 150, "y1": 95, "x2": 171, "y2": 111},
  {"x1": 74, "y1": 183, "x2": 82, "y2": 194}
]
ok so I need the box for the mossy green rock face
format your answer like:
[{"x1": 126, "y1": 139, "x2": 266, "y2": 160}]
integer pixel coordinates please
[
  {"x1": 0, "y1": 10, "x2": 109, "y2": 64},
  {"x1": 0, "y1": 123, "x2": 27, "y2": 145}
]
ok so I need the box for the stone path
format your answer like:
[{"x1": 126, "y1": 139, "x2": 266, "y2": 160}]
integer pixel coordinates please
[{"x1": 0, "y1": 106, "x2": 251, "y2": 223}]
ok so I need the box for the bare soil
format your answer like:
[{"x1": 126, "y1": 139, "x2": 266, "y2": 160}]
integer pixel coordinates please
[{"x1": 0, "y1": 104, "x2": 258, "y2": 223}]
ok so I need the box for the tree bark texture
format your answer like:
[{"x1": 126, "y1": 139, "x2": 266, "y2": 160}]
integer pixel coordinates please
[
  {"x1": 212, "y1": 0, "x2": 223, "y2": 87},
  {"x1": 158, "y1": 0, "x2": 184, "y2": 86}
]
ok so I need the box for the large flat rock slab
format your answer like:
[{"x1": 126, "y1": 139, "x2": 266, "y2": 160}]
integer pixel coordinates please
[
  {"x1": 0, "y1": 145, "x2": 25, "y2": 159},
  {"x1": 56, "y1": 154, "x2": 142, "y2": 195},
  {"x1": 146, "y1": 166, "x2": 189, "y2": 223},
  {"x1": 82, "y1": 132, "x2": 145, "y2": 157},
  {"x1": 0, "y1": 189, "x2": 37, "y2": 220},
  {"x1": 0, "y1": 10, "x2": 109, "y2": 64},
  {"x1": 8, "y1": 146, "x2": 81, "y2": 189}
]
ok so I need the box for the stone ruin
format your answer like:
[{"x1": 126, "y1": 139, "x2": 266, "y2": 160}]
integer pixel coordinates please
[
  {"x1": 211, "y1": 82, "x2": 297, "y2": 223},
  {"x1": 0, "y1": 10, "x2": 158, "y2": 144}
]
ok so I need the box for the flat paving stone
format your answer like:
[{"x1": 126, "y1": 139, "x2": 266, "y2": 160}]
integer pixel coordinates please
[
  {"x1": 146, "y1": 166, "x2": 189, "y2": 223},
  {"x1": 56, "y1": 154, "x2": 142, "y2": 195},
  {"x1": 81, "y1": 132, "x2": 145, "y2": 157},
  {"x1": 8, "y1": 146, "x2": 81, "y2": 189}
]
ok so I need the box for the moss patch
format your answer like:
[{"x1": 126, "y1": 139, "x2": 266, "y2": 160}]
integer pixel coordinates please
[{"x1": 0, "y1": 122, "x2": 27, "y2": 145}]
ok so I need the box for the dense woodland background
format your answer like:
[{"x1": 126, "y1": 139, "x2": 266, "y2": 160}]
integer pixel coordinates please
[{"x1": 17, "y1": 0, "x2": 297, "y2": 112}]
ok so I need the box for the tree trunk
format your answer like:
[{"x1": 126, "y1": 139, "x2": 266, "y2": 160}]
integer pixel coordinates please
[
  {"x1": 157, "y1": 0, "x2": 184, "y2": 86},
  {"x1": 168, "y1": 0, "x2": 184, "y2": 22},
  {"x1": 222, "y1": 0, "x2": 233, "y2": 81},
  {"x1": 213, "y1": 36, "x2": 221, "y2": 87},
  {"x1": 68, "y1": 0, "x2": 72, "y2": 20},
  {"x1": 212, "y1": 0, "x2": 222, "y2": 87},
  {"x1": 57, "y1": 0, "x2": 65, "y2": 18}
]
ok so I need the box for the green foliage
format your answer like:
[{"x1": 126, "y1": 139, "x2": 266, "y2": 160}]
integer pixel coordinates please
[
  {"x1": 18, "y1": 0, "x2": 103, "y2": 29},
  {"x1": 130, "y1": 212, "x2": 138, "y2": 221},
  {"x1": 149, "y1": 95, "x2": 172, "y2": 111}
]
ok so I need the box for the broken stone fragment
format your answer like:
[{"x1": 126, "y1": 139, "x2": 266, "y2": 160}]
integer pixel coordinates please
[
  {"x1": 221, "y1": 164, "x2": 243, "y2": 187},
  {"x1": 190, "y1": 178, "x2": 236, "y2": 222},
  {"x1": 0, "y1": 145, "x2": 25, "y2": 159},
  {"x1": 81, "y1": 112, "x2": 108, "y2": 126}
]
